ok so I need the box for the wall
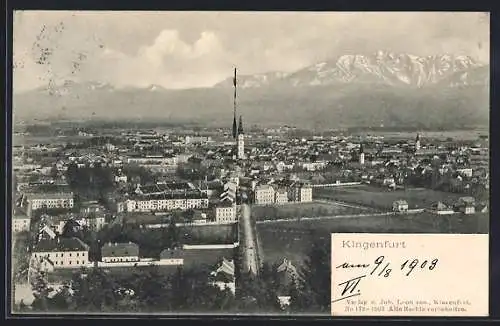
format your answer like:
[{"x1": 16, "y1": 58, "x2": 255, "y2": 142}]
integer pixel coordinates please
[{"x1": 182, "y1": 242, "x2": 239, "y2": 250}]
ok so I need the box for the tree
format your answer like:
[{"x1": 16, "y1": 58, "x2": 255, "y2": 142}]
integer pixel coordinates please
[
  {"x1": 30, "y1": 271, "x2": 52, "y2": 312},
  {"x1": 290, "y1": 235, "x2": 330, "y2": 313}
]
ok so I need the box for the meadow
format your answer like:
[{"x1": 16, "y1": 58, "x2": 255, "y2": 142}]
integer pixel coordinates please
[
  {"x1": 257, "y1": 212, "x2": 488, "y2": 269},
  {"x1": 314, "y1": 186, "x2": 465, "y2": 210},
  {"x1": 251, "y1": 201, "x2": 374, "y2": 221}
]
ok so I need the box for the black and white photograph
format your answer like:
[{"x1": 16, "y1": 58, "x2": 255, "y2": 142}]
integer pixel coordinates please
[{"x1": 10, "y1": 11, "x2": 489, "y2": 315}]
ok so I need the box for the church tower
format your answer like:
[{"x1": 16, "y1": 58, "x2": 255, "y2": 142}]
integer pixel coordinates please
[
  {"x1": 237, "y1": 116, "x2": 245, "y2": 159},
  {"x1": 359, "y1": 142, "x2": 365, "y2": 165},
  {"x1": 415, "y1": 133, "x2": 421, "y2": 151}
]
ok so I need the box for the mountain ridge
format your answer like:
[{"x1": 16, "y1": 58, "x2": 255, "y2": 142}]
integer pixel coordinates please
[{"x1": 13, "y1": 51, "x2": 489, "y2": 130}]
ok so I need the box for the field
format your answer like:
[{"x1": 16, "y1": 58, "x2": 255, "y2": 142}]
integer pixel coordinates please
[
  {"x1": 257, "y1": 212, "x2": 488, "y2": 269},
  {"x1": 251, "y1": 201, "x2": 375, "y2": 221},
  {"x1": 314, "y1": 186, "x2": 465, "y2": 210},
  {"x1": 181, "y1": 224, "x2": 237, "y2": 245},
  {"x1": 182, "y1": 248, "x2": 235, "y2": 268}
]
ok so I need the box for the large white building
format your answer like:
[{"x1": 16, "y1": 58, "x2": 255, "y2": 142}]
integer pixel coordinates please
[
  {"x1": 24, "y1": 192, "x2": 74, "y2": 210},
  {"x1": 126, "y1": 191, "x2": 209, "y2": 213},
  {"x1": 288, "y1": 184, "x2": 313, "y2": 203},
  {"x1": 254, "y1": 185, "x2": 275, "y2": 205},
  {"x1": 31, "y1": 237, "x2": 90, "y2": 269},
  {"x1": 274, "y1": 189, "x2": 289, "y2": 204},
  {"x1": 214, "y1": 202, "x2": 237, "y2": 224}
]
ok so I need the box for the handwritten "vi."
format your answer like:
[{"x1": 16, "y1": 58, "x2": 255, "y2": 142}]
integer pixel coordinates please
[{"x1": 332, "y1": 275, "x2": 366, "y2": 303}]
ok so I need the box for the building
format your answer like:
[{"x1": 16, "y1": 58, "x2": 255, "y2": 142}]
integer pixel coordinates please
[
  {"x1": 85, "y1": 214, "x2": 107, "y2": 231},
  {"x1": 274, "y1": 188, "x2": 289, "y2": 204},
  {"x1": 288, "y1": 184, "x2": 313, "y2": 203},
  {"x1": 209, "y1": 257, "x2": 236, "y2": 295},
  {"x1": 254, "y1": 185, "x2": 275, "y2": 205},
  {"x1": 392, "y1": 200, "x2": 409, "y2": 213},
  {"x1": 24, "y1": 192, "x2": 74, "y2": 215},
  {"x1": 101, "y1": 242, "x2": 139, "y2": 263},
  {"x1": 214, "y1": 202, "x2": 237, "y2": 224},
  {"x1": 237, "y1": 116, "x2": 245, "y2": 160},
  {"x1": 31, "y1": 237, "x2": 90, "y2": 269},
  {"x1": 13, "y1": 214, "x2": 30, "y2": 233},
  {"x1": 127, "y1": 154, "x2": 178, "y2": 172},
  {"x1": 276, "y1": 258, "x2": 301, "y2": 309},
  {"x1": 427, "y1": 202, "x2": 455, "y2": 215},
  {"x1": 359, "y1": 143, "x2": 365, "y2": 165},
  {"x1": 457, "y1": 197, "x2": 476, "y2": 215},
  {"x1": 126, "y1": 191, "x2": 209, "y2": 213},
  {"x1": 415, "y1": 133, "x2": 421, "y2": 151}
]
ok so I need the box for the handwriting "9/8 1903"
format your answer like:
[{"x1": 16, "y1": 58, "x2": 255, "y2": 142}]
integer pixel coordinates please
[{"x1": 370, "y1": 255, "x2": 439, "y2": 277}]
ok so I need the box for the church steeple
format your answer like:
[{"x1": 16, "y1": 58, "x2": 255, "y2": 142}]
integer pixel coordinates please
[{"x1": 238, "y1": 115, "x2": 244, "y2": 135}]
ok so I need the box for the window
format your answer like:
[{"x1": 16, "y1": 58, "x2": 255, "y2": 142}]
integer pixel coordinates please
[
  {"x1": 61, "y1": 253, "x2": 64, "y2": 257},
  {"x1": 76, "y1": 261, "x2": 79, "y2": 264},
  {"x1": 69, "y1": 253, "x2": 72, "y2": 257},
  {"x1": 77, "y1": 253, "x2": 79, "y2": 257},
  {"x1": 69, "y1": 261, "x2": 72, "y2": 265}
]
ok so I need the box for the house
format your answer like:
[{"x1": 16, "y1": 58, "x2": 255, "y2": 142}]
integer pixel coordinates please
[
  {"x1": 214, "y1": 202, "x2": 237, "y2": 224},
  {"x1": 275, "y1": 258, "x2": 301, "y2": 309},
  {"x1": 191, "y1": 210, "x2": 208, "y2": 225},
  {"x1": 31, "y1": 237, "x2": 90, "y2": 269},
  {"x1": 101, "y1": 242, "x2": 140, "y2": 263},
  {"x1": 274, "y1": 188, "x2": 289, "y2": 204},
  {"x1": 427, "y1": 202, "x2": 455, "y2": 215},
  {"x1": 209, "y1": 258, "x2": 236, "y2": 294},
  {"x1": 159, "y1": 248, "x2": 184, "y2": 265},
  {"x1": 456, "y1": 197, "x2": 476, "y2": 215},
  {"x1": 24, "y1": 191, "x2": 74, "y2": 216},
  {"x1": 13, "y1": 214, "x2": 31, "y2": 233},
  {"x1": 80, "y1": 201, "x2": 105, "y2": 215},
  {"x1": 288, "y1": 184, "x2": 313, "y2": 203},
  {"x1": 254, "y1": 185, "x2": 275, "y2": 205},
  {"x1": 85, "y1": 213, "x2": 107, "y2": 231},
  {"x1": 392, "y1": 200, "x2": 409, "y2": 213}
]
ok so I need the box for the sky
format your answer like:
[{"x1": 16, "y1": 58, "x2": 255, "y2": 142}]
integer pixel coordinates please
[{"x1": 13, "y1": 11, "x2": 490, "y2": 92}]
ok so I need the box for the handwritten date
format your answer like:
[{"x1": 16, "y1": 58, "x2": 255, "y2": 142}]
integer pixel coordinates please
[{"x1": 370, "y1": 255, "x2": 438, "y2": 277}]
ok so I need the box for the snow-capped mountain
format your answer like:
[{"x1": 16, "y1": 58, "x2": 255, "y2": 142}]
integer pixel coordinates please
[
  {"x1": 13, "y1": 51, "x2": 489, "y2": 129},
  {"x1": 215, "y1": 51, "x2": 485, "y2": 88}
]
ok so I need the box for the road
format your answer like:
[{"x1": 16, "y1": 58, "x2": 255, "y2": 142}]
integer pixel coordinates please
[{"x1": 239, "y1": 204, "x2": 260, "y2": 276}]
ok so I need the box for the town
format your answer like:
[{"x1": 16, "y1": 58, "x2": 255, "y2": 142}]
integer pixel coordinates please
[{"x1": 11, "y1": 114, "x2": 489, "y2": 313}]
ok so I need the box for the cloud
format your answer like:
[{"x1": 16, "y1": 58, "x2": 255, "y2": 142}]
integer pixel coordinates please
[{"x1": 13, "y1": 11, "x2": 489, "y2": 92}]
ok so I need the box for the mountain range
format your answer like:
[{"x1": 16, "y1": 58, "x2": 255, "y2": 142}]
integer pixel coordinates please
[{"x1": 13, "y1": 51, "x2": 489, "y2": 130}]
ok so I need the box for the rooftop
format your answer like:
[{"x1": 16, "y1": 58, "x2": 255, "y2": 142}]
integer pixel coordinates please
[
  {"x1": 101, "y1": 242, "x2": 139, "y2": 257},
  {"x1": 33, "y1": 237, "x2": 89, "y2": 253}
]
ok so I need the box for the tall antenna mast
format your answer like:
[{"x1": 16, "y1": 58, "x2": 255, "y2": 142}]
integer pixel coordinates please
[{"x1": 232, "y1": 67, "x2": 238, "y2": 139}]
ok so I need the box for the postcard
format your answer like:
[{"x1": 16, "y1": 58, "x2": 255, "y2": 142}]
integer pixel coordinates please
[{"x1": 9, "y1": 11, "x2": 489, "y2": 316}]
